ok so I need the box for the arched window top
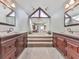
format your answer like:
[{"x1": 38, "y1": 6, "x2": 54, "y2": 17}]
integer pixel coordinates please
[{"x1": 29, "y1": 7, "x2": 50, "y2": 18}]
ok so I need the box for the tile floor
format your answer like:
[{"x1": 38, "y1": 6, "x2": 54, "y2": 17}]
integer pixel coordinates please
[
  {"x1": 17, "y1": 33, "x2": 65, "y2": 59},
  {"x1": 17, "y1": 47, "x2": 65, "y2": 59},
  {"x1": 28, "y1": 32, "x2": 52, "y2": 37}
]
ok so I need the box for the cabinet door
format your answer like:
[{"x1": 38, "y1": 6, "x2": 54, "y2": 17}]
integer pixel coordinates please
[
  {"x1": 67, "y1": 40, "x2": 79, "y2": 53},
  {"x1": 1, "y1": 38, "x2": 16, "y2": 57},
  {"x1": 4, "y1": 51, "x2": 16, "y2": 59},
  {"x1": 53, "y1": 35, "x2": 57, "y2": 47}
]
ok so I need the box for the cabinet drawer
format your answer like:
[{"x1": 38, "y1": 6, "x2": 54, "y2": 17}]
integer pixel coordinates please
[
  {"x1": 67, "y1": 41, "x2": 79, "y2": 52},
  {"x1": 67, "y1": 52, "x2": 79, "y2": 59},
  {"x1": 66, "y1": 47, "x2": 79, "y2": 59},
  {"x1": 2, "y1": 48, "x2": 16, "y2": 59},
  {"x1": 67, "y1": 51, "x2": 72, "y2": 59},
  {"x1": 57, "y1": 37, "x2": 64, "y2": 41},
  {"x1": 1, "y1": 38, "x2": 16, "y2": 57},
  {"x1": 4, "y1": 51, "x2": 16, "y2": 59},
  {"x1": 1, "y1": 38, "x2": 16, "y2": 47}
]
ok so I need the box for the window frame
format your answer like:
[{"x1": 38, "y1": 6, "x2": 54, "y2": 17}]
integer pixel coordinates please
[{"x1": 29, "y1": 7, "x2": 51, "y2": 18}]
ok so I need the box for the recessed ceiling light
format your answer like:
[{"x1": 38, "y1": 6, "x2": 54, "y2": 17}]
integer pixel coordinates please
[
  {"x1": 65, "y1": 4, "x2": 69, "y2": 8},
  {"x1": 69, "y1": 0, "x2": 75, "y2": 5},
  {"x1": 11, "y1": 3, "x2": 15, "y2": 8}
]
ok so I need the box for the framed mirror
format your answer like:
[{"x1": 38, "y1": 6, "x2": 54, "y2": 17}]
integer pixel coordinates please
[
  {"x1": 0, "y1": 1, "x2": 16, "y2": 26},
  {"x1": 6, "y1": 11, "x2": 16, "y2": 26},
  {"x1": 64, "y1": 3, "x2": 79, "y2": 27}
]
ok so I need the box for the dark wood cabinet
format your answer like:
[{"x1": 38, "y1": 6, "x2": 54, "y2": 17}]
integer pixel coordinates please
[
  {"x1": 0, "y1": 32, "x2": 27, "y2": 59},
  {"x1": 53, "y1": 33, "x2": 79, "y2": 59},
  {"x1": 53, "y1": 34, "x2": 67, "y2": 56}
]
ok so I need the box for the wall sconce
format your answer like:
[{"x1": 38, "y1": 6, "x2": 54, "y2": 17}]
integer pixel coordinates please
[
  {"x1": 45, "y1": 7, "x2": 48, "y2": 11},
  {"x1": 32, "y1": 7, "x2": 35, "y2": 10},
  {"x1": 2, "y1": 4, "x2": 6, "y2": 9}
]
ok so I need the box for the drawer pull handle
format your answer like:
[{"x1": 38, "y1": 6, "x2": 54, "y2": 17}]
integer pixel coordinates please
[
  {"x1": 71, "y1": 46, "x2": 73, "y2": 49},
  {"x1": 9, "y1": 46, "x2": 12, "y2": 48}
]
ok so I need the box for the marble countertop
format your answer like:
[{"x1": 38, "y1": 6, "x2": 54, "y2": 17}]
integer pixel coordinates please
[
  {"x1": 54, "y1": 32, "x2": 79, "y2": 40},
  {"x1": 0, "y1": 32, "x2": 20, "y2": 38}
]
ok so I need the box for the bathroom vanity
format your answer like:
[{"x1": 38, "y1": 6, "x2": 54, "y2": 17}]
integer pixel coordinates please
[
  {"x1": 53, "y1": 32, "x2": 79, "y2": 59},
  {"x1": 0, "y1": 32, "x2": 27, "y2": 59}
]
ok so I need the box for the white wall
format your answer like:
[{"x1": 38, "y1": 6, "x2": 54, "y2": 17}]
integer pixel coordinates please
[
  {"x1": 0, "y1": 3, "x2": 14, "y2": 32},
  {"x1": 14, "y1": 6, "x2": 65, "y2": 33},
  {"x1": 14, "y1": 5, "x2": 29, "y2": 33},
  {"x1": 14, "y1": 0, "x2": 66, "y2": 33},
  {"x1": 0, "y1": 1, "x2": 65, "y2": 33},
  {"x1": 65, "y1": 26, "x2": 79, "y2": 33},
  {"x1": 50, "y1": 6, "x2": 65, "y2": 33},
  {"x1": 0, "y1": 25, "x2": 14, "y2": 32}
]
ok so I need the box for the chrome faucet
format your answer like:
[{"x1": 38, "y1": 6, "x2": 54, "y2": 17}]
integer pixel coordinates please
[
  {"x1": 7, "y1": 28, "x2": 14, "y2": 33},
  {"x1": 67, "y1": 28, "x2": 73, "y2": 34}
]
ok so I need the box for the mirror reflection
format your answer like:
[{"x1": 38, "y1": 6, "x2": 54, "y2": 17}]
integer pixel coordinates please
[
  {"x1": 0, "y1": 0, "x2": 16, "y2": 26},
  {"x1": 64, "y1": 0, "x2": 79, "y2": 27}
]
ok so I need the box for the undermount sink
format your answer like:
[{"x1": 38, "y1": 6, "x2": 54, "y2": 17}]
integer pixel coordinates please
[
  {"x1": 61, "y1": 32, "x2": 79, "y2": 39},
  {"x1": 0, "y1": 32, "x2": 18, "y2": 37}
]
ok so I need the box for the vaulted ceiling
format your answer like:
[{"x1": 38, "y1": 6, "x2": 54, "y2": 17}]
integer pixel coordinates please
[{"x1": 14, "y1": 0, "x2": 68, "y2": 16}]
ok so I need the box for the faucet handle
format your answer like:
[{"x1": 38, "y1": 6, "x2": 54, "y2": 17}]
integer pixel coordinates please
[
  {"x1": 67, "y1": 28, "x2": 71, "y2": 32},
  {"x1": 7, "y1": 28, "x2": 14, "y2": 33}
]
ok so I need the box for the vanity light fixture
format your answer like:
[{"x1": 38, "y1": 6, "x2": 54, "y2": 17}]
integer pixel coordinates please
[{"x1": 45, "y1": 7, "x2": 48, "y2": 11}]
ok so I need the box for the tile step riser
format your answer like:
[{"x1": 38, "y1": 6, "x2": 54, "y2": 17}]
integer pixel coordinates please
[{"x1": 27, "y1": 44, "x2": 53, "y2": 47}]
